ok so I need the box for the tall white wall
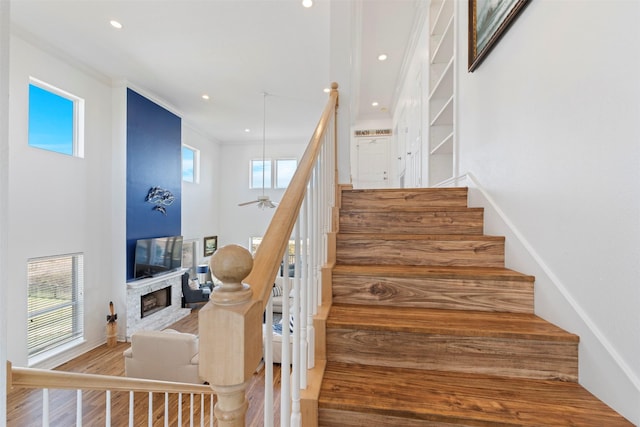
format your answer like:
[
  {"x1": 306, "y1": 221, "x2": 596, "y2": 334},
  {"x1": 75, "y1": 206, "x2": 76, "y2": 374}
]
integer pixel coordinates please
[
  {"x1": 218, "y1": 141, "x2": 306, "y2": 250},
  {"x1": 1, "y1": 1, "x2": 11, "y2": 421},
  {"x1": 7, "y1": 35, "x2": 115, "y2": 367},
  {"x1": 6, "y1": 35, "x2": 223, "y2": 369},
  {"x1": 455, "y1": 1, "x2": 640, "y2": 423},
  {"x1": 182, "y1": 124, "x2": 221, "y2": 266},
  {"x1": 390, "y1": 0, "x2": 639, "y2": 423}
]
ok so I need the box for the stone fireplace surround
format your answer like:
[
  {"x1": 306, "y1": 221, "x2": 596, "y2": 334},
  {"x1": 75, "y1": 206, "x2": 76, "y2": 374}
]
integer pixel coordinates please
[{"x1": 126, "y1": 269, "x2": 191, "y2": 340}]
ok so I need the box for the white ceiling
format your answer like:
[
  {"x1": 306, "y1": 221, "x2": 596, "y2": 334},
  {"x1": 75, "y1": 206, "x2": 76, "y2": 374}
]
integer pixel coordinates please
[{"x1": 10, "y1": 0, "x2": 419, "y2": 144}]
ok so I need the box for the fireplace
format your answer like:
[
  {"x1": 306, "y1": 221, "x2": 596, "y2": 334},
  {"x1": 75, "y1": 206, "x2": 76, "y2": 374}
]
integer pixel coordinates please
[
  {"x1": 140, "y1": 286, "x2": 171, "y2": 318},
  {"x1": 126, "y1": 270, "x2": 190, "y2": 340}
]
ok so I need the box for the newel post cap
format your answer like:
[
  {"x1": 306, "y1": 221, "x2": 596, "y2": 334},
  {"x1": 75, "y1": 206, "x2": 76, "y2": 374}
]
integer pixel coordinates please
[{"x1": 209, "y1": 244, "x2": 253, "y2": 305}]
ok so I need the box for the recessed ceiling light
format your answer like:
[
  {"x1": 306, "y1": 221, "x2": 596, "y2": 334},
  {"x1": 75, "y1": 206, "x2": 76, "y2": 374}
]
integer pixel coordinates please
[
  {"x1": 110, "y1": 20, "x2": 123, "y2": 29},
  {"x1": 372, "y1": 101, "x2": 379, "y2": 107},
  {"x1": 323, "y1": 88, "x2": 330, "y2": 93},
  {"x1": 244, "y1": 128, "x2": 251, "y2": 133},
  {"x1": 378, "y1": 54, "x2": 388, "y2": 61},
  {"x1": 202, "y1": 94, "x2": 210, "y2": 100},
  {"x1": 302, "y1": 0, "x2": 313, "y2": 8}
]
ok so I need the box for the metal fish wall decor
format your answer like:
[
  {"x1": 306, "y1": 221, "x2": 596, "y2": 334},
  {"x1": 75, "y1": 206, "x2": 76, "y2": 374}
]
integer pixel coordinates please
[{"x1": 145, "y1": 186, "x2": 175, "y2": 215}]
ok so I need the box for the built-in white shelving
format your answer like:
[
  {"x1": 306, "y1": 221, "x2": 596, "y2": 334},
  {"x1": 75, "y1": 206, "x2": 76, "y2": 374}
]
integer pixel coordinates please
[{"x1": 427, "y1": 0, "x2": 455, "y2": 186}]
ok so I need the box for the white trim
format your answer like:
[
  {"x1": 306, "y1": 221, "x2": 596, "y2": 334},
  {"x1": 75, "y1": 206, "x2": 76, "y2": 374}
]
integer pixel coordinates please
[
  {"x1": 0, "y1": 1, "x2": 10, "y2": 422},
  {"x1": 459, "y1": 170, "x2": 640, "y2": 393},
  {"x1": 124, "y1": 81, "x2": 183, "y2": 120},
  {"x1": 182, "y1": 143, "x2": 200, "y2": 184},
  {"x1": 391, "y1": 0, "x2": 429, "y2": 114},
  {"x1": 28, "y1": 77, "x2": 85, "y2": 158}
]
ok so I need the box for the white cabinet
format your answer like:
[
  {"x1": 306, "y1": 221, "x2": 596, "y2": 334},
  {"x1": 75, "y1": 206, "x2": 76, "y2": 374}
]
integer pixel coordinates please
[{"x1": 427, "y1": 0, "x2": 455, "y2": 186}]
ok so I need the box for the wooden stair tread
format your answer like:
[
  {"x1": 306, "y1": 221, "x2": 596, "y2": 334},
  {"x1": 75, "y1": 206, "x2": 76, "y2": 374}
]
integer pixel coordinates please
[
  {"x1": 332, "y1": 264, "x2": 534, "y2": 282},
  {"x1": 341, "y1": 206, "x2": 483, "y2": 213},
  {"x1": 343, "y1": 187, "x2": 468, "y2": 194},
  {"x1": 319, "y1": 362, "x2": 633, "y2": 426},
  {"x1": 328, "y1": 304, "x2": 578, "y2": 342},
  {"x1": 340, "y1": 187, "x2": 470, "y2": 208},
  {"x1": 337, "y1": 233, "x2": 504, "y2": 241}
]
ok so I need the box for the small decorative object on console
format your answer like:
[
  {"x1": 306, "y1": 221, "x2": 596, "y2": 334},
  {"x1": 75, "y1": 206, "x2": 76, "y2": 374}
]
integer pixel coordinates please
[{"x1": 106, "y1": 301, "x2": 118, "y2": 347}]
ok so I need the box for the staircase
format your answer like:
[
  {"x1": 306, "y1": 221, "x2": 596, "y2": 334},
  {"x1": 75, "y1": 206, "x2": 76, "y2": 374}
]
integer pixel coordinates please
[{"x1": 317, "y1": 187, "x2": 632, "y2": 426}]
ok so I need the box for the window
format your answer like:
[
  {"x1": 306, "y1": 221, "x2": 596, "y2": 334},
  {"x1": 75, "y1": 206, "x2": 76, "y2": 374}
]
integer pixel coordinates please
[
  {"x1": 250, "y1": 158, "x2": 297, "y2": 189},
  {"x1": 182, "y1": 145, "x2": 199, "y2": 183},
  {"x1": 27, "y1": 254, "x2": 84, "y2": 360},
  {"x1": 28, "y1": 79, "x2": 84, "y2": 157},
  {"x1": 251, "y1": 159, "x2": 272, "y2": 189},
  {"x1": 182, "y1": 239, "x2": 198, "y2": 278},
  {"x1": 275, "y1": 158, "x2": 297, "y2": 188},
  {"x1": 250, "y1": 236, "x2": 296, "y2": 277}
]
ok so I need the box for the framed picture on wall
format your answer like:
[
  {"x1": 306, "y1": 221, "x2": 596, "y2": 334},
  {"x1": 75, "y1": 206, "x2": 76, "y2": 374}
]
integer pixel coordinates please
[
  {"x1": 182, "y1": 239, "x2": 198, "y2": 278},
  {"x1": 468, "y1": 0, "x2": 530, "y2": 72},
  {"x1": 203, "y1": 235, "x2": 218, "y2": 257}
]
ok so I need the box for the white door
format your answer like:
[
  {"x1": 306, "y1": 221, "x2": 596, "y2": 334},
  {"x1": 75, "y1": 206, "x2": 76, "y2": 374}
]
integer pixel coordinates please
[{"x1": 355, "y1": 137, "x2": 390, "y2": 189}]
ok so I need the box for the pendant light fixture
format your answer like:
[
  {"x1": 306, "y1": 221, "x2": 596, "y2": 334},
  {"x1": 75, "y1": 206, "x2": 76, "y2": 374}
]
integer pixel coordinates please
[{"x1": 239, "y1": 92, "x2": 277, "y2": 209}]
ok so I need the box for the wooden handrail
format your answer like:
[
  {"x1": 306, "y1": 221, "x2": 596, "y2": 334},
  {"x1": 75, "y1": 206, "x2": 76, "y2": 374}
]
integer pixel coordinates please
[
  {"x1": 246, "y1": 82, "x2": 339, "y2": 312},
  {"x1": 198, "y1": 83, "x2": 339, "y2": 426},
  {"x1": 9, "y1": 363, "x2": 213, "y2": 395}
]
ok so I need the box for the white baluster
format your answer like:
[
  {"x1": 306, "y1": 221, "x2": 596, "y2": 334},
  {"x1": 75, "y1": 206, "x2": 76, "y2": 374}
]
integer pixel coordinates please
[
  {"x1": 148, "y1": 392, "x2": 153, "y2": 427},
  {"x1": 303, "y1": 195, "x2": 315, "y2": 369},
  {"x1": 209, "y1": 394, "x2": 214, "y2": 427},
  {"x1": 200, "y1": 393, "x2": 205, "y2": 427},
  {"x1": 165, "y1": 392, "x2": 169, "y2": 427},
  {"x1": 42, "y1": 389, "x2": 49, "y2": 427},
  {"x1": 264, "y1": 295, "x2": 274, "y2": 427},
  {"x1": 190, "y1": 393, "x2": 194, "y2": 427},
  {"x1": 105, "y1": 390, "x2": 111, "y2": 427},
  {"x1": 129, "y1": 391, "x2": 134, "y2": 427},
  {"x1": 76, "y1": 389, "x2": 82, "y2": 427},
  {"x1": 280, "y1": 252, "x2": 291, "y2": 427},
  {"x1": 291, "y1": 220, "x2": 302, "y2": 427}
]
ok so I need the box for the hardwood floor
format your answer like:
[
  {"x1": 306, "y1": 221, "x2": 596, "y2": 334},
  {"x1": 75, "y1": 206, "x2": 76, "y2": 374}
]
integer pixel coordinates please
[{"x1": 7, "y1": 307, "x2": 282, "y2": 426}]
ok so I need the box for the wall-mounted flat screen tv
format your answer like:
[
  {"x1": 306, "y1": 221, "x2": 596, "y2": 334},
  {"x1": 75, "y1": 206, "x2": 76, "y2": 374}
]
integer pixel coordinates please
[{"x1": 134, "y1": 235, "x2": 183, "y2": 279}]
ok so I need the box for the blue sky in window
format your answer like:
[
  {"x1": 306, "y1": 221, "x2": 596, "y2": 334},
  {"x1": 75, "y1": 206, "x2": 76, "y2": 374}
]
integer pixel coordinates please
[
  {"x1": 276, "y1": 159, "x2": 297, "y2": 188},
  {"x1": 252, "y1": 159, "x2": 272, "y2": 189},
  {"x1": 182, "y1": 146, "x2": 195, "y2": 182},
  {"x1": 28, "y1": 84, "x2": 74, "y2": 155}
]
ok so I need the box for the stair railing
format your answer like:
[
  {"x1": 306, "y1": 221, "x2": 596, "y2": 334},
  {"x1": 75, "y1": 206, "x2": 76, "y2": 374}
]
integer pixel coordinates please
[
  {"x1": 198, "y1": 83, "x2": 339, "y2": 427},
  {"x1": 7, "y1": 361, "x2": 215, "y2": 426}
]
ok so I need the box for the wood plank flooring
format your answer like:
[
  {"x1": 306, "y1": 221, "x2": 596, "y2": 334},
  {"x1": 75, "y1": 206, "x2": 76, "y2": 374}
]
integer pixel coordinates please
[{"x1": 6, "y1": 307, "x2": 282, "y2": 426}]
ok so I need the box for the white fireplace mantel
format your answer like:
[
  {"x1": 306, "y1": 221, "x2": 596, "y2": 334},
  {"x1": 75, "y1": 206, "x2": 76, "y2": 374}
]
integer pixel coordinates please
[{"x1": 125, "y1": 269, "x2": 191, "y2": 340}]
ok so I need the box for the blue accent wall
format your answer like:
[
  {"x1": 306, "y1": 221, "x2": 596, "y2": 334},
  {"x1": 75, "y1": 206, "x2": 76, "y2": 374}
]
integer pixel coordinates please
[{"x1": 126, "y1": 89, "x2": 182, "y2": 281}]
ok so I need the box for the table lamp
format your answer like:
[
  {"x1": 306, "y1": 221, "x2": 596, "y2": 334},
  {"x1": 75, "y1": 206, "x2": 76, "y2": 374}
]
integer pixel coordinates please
[{"x1": 197, "y1": 264, "x2": 209, "y2": 284}]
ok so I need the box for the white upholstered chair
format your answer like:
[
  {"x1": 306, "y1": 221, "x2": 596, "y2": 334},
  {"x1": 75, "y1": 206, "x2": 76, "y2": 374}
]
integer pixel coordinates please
[{"x1": 123, "y1": 329, "x2": 202, "y2": 384}]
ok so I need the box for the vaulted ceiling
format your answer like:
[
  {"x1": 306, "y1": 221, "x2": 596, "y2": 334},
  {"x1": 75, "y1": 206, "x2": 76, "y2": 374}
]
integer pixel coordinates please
[{"x1": 10, "y1": 0, "x2": 419, "y2": 144}]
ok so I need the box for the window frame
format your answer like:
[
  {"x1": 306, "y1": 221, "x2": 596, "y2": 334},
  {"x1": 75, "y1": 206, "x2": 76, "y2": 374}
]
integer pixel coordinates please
[
  {"x1": 275, "y1": 158, "x2": 298, "y2": 189},
  {"x1": 249, "y1": 157, "x2": 297, "y2": 189},
  {"x1": 28, "y1": 77, "x2": 85, "y2": 158},
  {"x1": 182, "y1": 144, "x2": 200, "y2": 183},
  {"x1": 27, "y1": 253, "x2": 85, "y2": 364},
  {"x1": 250, "y1": 158, "x2": 272, "y2": 189}
]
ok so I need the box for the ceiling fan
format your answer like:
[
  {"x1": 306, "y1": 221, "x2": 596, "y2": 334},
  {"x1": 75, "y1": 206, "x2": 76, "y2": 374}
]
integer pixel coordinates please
[{"x1": 239, "y1": 92, "x2": 278, "y2": 209}]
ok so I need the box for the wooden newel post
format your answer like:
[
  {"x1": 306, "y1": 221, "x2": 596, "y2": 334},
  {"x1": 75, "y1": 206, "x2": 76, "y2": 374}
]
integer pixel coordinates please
[{"x1": 198, "y1": 245, "x2": 263, "y2": 426}]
